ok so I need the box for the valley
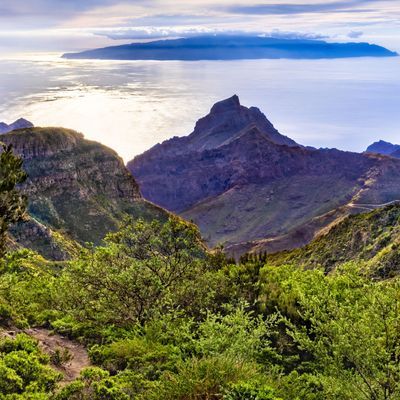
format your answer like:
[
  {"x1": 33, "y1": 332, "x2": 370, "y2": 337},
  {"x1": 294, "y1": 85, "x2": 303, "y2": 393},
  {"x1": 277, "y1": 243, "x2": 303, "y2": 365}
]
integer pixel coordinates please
[
  {"x1": 1, "y1": 94, "x2": 400, "y2": 400},
  {"x1": 2, "y1": 1, "x2": 400, "y2": 398}
]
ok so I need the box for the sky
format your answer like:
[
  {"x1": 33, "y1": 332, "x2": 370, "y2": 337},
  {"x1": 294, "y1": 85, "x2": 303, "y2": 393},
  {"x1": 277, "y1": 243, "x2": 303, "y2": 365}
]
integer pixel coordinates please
[{"x1": 0, "y1": 0, "x2": 399, "y2": 54}]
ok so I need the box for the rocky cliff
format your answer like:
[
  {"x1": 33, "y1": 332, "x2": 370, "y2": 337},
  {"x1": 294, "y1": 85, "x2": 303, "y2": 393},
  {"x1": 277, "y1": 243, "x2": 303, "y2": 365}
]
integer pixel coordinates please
[
  {"x1": 129, "y1": 96, "x2": 400, "y2": 254},
  {"x1": 2, "y1": 127, "x2": 166, "y2": 259}
]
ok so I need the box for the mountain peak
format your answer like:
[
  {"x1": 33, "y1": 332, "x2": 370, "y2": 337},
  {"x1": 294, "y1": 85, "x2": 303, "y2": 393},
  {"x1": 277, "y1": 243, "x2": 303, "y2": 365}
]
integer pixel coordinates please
[
  {"x1": 366, "y1": 140, "x2": 400, "y2": 156},
  {"x1": 210, "y1": 95, "x2": 241, "y2": 114},
  {"x1": 187, "y1": 96, "x2": 298, "y2": 150},
  {"x1": 13, "y1": 117, "x2": 32, "y2": 125},
  {"x1": 0, "y1": 118, "x2": 34, "y2": 134},
  {"x1": 129, "y1": 98, "x2": 400, "y2": 256}
]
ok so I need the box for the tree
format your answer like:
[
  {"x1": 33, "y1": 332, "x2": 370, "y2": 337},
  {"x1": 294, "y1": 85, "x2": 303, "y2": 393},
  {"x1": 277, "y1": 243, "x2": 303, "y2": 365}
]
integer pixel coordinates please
[
  {"x1": 279, "y1": 263, "x2": 400, "y2": 400},
  {"x1": 58, "y1": 217, "x2": 219, "y2": 328},
  {"x1": 0, "y1": 143, "x2": 27, "y2": 257}
]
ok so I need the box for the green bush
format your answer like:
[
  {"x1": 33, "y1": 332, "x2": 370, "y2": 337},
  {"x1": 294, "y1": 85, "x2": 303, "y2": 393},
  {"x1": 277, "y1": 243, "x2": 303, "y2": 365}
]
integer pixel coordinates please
[
  {"x1": 56, "y1": 367, "x2": 151, "y2": 400},
  {"x1": 154, "y1": 356, "x2": 260, "y2": 400},
  {"x1": 89, "y1": 337, "x2": 181, "y2": 378},
  {"x1": 223, "y1": 382, "x2": 282, "y2": 400},
  {"x1": 0, "y1": 334, "x2": 60, "y2": 397}
]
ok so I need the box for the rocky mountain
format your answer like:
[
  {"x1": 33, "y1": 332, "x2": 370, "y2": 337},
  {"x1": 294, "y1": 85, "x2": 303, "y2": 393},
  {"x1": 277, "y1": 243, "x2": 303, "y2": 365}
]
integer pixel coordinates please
[
  {"x1": 129, "y1": 96, "x2": 400, "y2": 255},
  {"x1": 391, "y1": 149, "x2": 400, "y2": 158},
  {"x1": 2, "y1": 127, "x2": 166, "y2": 260},
  {"x1": 267, "y1": 203, "x2": 400, "y2": 277},
  {"x1": 366, "y1": 140, "x2": 400, "y2": 158},
  {"x1": 63, "y1": 35, "x2": 398, "y2": 61},
  {"x1": 0, "y1": 118, "x2": 34, "y2": 134}
]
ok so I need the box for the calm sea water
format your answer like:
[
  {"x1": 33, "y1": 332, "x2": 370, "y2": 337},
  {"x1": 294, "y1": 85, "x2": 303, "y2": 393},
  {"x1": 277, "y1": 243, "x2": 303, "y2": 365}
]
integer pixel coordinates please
[{"x1": 0, "y1": 54, "x2": 399, "y2": 162}]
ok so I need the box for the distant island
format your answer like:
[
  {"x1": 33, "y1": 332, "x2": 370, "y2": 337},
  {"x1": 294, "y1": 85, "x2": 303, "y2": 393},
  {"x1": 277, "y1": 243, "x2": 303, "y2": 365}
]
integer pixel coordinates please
[{"x1": 62, "y1": 35, "x2": 398, "y2": 61}]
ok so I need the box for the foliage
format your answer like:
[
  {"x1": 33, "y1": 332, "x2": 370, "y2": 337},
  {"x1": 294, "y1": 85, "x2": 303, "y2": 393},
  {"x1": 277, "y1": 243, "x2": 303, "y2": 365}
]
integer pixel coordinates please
[
  {"x1": 259, "y1": 263, "x2": 400, "y2": 399},
  {"x1": 2, "y1": 210, "x2": 400, "y2": 399},
  {"x1": 55, "y1": 367, "x2": 141, "y2": 400},
  {"x1": 154, "y1": 356, "x2": 260, "y2": 400},
  {"x1": 56, "y1": 217, "x2": 228, "y2": 330},
  {"x1": 0, "y1": 334, "x2": 61, "y2": 398},
  {"x1": 0, "y1": 250, "x2": 57, "y2": 328},
  {"x1": 223, "y1": 381, "x2": 282, "y2": 400},
  {"x1": 0, "y1": 144, "x2": 26, "y2": 257},
  {"x1": 266, "y1": 204, "x2": 400, "y2": 276},
  {"x1": 50, "y1": 348, "x2": 73, "y2": 367}
]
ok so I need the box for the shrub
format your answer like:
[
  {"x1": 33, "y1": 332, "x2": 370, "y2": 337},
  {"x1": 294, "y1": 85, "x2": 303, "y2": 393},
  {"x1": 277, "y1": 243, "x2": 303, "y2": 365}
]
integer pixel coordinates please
[{"x1": 223, "y1": 382, "x2": 282, "y2": 400}]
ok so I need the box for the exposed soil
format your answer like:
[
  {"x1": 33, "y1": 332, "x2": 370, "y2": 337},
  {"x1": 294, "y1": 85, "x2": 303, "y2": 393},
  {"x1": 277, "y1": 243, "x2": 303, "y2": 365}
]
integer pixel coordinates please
[{"x1": 2, "y1": 328, "x2": 90, "y2": 385}]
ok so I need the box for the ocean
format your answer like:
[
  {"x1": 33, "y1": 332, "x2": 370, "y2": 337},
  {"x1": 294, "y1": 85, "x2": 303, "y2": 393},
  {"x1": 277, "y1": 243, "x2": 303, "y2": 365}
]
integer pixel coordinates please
[{"x1": 0, "y1": 54, "x2": 399, "y2": 162}]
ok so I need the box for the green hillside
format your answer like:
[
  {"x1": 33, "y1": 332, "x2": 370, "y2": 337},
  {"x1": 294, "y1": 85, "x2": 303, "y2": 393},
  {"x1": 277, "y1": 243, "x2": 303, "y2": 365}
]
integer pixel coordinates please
[
  {"x1": 266, "y1": 203, "x2": 400, "y2": 276},
  {"x1": 2, "y1": 127, "x2": 167, "y2": 259},
  {"x1": 2, "y1": 130, "x2": 400, "y2": 399}
]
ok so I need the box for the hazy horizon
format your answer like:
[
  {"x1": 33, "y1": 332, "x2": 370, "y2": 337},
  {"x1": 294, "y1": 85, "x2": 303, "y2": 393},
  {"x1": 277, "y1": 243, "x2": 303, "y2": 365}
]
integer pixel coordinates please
[{"x1": 1, "y1": 0, "x2": 399, "y2": 162}]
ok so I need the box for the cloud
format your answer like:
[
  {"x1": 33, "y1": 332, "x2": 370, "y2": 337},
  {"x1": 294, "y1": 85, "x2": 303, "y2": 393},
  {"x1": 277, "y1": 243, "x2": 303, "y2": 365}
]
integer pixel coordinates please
[
  {"x1": 125, "y1": 14, "x2": 217, "y2": 27},
  {"x1": 0, "y1": 0, "x2": 399, "y2": 53},
  {"x1": 0, "y1": 0, "x2": 151, "y2": 29},
  {"x1": 264, "y1": 29, "x2": 329, "y2": 40},
  {"x1": 348, "y1": 30, "x2": 363, "y2": 38},
  {"x1": 93, "y1": 26, "x2": 330, "y2": 41},
  {"x1": 94, "y1": 26, "x2": 219, "y2": 40},
  {"x1": 0, "y1": 0, "x2": 112, "y2": 29},
  {"x1": 225, "y1": 0, "x2": 381, "y2": 15},
  {"x1": 0, "y1": 0, "x2": 122, "y2": 16}
]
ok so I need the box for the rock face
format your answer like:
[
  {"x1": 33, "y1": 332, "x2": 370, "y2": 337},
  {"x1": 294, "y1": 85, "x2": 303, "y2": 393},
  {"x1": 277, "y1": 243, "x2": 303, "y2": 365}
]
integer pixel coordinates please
[
  {"x1": 0, "y1": 118, "x2": 34, "y2": 134},
  {"x1": 367, "y1": 140, "x2": 400, "y2": 158},
  {"x1": 129, "y1": 96, "x2": 400, "y2": 254},
  {"x1": 129, "y1": 95, "x2": 298, "y2": 213},
  {"x1": 2, "y1": 127, "x2": 166, "y2": 260}
]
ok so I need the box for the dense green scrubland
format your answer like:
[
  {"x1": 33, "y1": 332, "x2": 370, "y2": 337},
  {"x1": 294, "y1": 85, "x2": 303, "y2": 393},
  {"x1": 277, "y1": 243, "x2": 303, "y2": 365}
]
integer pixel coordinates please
[
  {"x1": 267, "y1": 203, "x2": 400, "y2": 276},
  {"x1": 2, "y1": 145, "x2": 400, "y2": 399}
]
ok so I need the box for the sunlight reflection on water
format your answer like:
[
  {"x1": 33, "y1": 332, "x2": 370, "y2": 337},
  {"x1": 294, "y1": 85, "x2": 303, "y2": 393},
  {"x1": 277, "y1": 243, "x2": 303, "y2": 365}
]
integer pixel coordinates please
[{"x1": 0, "y1": 53, "x2": 399, "y2": 162}]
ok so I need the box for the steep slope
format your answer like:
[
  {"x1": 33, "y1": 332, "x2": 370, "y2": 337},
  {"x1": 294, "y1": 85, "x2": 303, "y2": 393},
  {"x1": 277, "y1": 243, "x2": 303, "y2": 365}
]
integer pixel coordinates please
[
  {"x1": 63, "y1": 35, "x2": 398, "y2": 60},
  {"x1": 391, "y1": 149, "x2": 400, "y2": 158},
  {"x1": 2, "y1": 127, "x2": 166, "y2": 259},
  {"x1": 129, "y1": 95, "x2": 297, "y2": 214},
  {"x1": 266, "y1": 203, "x2": 400, "y2": 277},
  {"x1": 129, "y1": 96, "x2": 400, "y2": 253}
]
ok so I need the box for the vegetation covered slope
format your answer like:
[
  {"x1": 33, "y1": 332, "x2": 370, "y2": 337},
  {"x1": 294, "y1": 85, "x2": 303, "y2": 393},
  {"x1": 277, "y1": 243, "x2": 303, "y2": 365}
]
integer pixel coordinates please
[
  {"x1": 2, "y1": 144, "x2": 400, "y2": 399},
  {"x1": 1, "y1": 127, "x2": 166, "y2": 259},
  {"x1": 2, "y1": 217, "x2": 400, "y2": 399},
  {"x1": 266, "y1": 203, "x2": 400, "y2": 276}
]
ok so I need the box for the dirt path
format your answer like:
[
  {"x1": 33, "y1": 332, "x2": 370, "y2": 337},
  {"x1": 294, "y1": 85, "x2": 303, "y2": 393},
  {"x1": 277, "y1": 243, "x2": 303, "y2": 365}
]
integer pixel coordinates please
[
  {"x1": 25, "y1": 328, "x2": 91, "y2": 384},
  {"x1": 348, "y1": 200, "x2": 400, "y2": 211}
]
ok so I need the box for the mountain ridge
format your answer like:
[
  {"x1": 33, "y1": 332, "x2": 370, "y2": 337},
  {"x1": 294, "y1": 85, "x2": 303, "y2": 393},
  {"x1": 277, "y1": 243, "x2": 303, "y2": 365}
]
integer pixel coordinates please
[
  {"x1": 129, "y1": 96, "x2": 400, "y2": 254},
  {"x1": 2, "y1": 127, "x2": 167, "y2": 259}
]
